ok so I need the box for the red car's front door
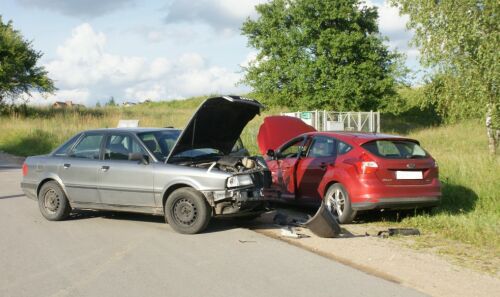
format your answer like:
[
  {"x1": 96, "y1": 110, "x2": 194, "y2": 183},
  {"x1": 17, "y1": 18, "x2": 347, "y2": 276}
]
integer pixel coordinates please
[
  {"x1": 296, "y1": 136, "x2": 337, "y2": 201},
  {"x1": 275, "y1": 137, "x2": 310, "y2": 200}
]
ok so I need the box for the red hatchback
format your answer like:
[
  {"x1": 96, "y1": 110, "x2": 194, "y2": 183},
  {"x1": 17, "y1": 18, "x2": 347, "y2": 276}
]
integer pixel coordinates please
[{"x1": 258, "y1": 116, "x2": 441, "y2": 223}]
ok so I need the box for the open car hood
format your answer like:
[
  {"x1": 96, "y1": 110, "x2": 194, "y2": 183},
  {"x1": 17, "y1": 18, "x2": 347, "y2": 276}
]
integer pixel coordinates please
[
  {"x1": 257, "y1": 115, "x2": 316, "y2": 155},
  {"x1": 166, "y1": 96, "x2": 263, "y2": 162}
]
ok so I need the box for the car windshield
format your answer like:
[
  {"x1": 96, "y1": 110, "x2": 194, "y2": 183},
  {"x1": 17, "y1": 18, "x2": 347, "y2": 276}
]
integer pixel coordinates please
[
  {"x1": 137, "y1": 130, "x2": 181, "y2": 161},
  {"x1": 362, "y1": 140, "x2": 428, "y2": 159}
]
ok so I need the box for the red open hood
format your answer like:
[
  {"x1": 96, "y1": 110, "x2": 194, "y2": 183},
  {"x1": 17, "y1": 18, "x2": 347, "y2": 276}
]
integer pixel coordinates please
[{"x1": 257, "y1": 116, "x2": 316, "y2": 155}]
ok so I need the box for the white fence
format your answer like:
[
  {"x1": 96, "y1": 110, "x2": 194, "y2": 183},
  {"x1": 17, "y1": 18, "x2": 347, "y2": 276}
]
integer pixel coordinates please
[{"x1": 281, "y1": 110, "x2": 380, "y2": 133}]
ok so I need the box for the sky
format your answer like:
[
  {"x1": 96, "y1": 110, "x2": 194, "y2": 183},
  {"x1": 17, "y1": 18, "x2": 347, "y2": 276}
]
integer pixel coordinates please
[{"x1": 0, "y1": 0, "x2": 419, "y2": 106}]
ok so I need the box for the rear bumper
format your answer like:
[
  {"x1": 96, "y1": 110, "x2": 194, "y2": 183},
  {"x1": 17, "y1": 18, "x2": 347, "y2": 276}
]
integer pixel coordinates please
[
  {"x1": 20, "y1": 182, "x2": 37, "y2": 201},
  {"x1": 347, "y1": 176, "x2": 441, "y2": 210},
  {"x1": 352, "y1": 196, "x2": 440, "y2": 211}
]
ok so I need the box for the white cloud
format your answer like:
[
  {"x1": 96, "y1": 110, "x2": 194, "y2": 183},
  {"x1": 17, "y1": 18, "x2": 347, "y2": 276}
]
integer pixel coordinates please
[
  {"x1": 42, "y1": 23, "x2": 247, "y2": 106},
  {"x1": 363, "y1": 0, "x2": 418, "y2": 68},
  {"x1": 46, "y1": 24, "x2": 148, "y2": 88},
  {"x1": 164, "y1": 0, "x2": 266, "y2": 35}
]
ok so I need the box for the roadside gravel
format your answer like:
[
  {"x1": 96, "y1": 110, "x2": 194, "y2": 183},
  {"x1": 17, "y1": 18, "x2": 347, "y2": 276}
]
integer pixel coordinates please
[{"x1": 248, "y1": 210, "x2": 500, "y2": 297}]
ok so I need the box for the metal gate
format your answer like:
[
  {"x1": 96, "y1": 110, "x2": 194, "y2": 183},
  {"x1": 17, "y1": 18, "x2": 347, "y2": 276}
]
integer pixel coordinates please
[{"x1": 281, "y1": 110, "x2": 380, "y2": 133}]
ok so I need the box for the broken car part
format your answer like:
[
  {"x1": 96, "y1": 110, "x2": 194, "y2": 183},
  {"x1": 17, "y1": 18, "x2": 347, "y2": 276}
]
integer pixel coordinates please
[
  {"x1": 377, "y1": 228, "x2": 421, "y2": 238},
  {"x1": 304, "y1": 202, "x2": 342, "y2": 238}
]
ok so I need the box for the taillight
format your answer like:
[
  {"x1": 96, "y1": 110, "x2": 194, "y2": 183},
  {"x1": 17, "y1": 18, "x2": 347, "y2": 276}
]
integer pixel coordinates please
[
  {"x1": 22, "y1": 163, "x2": 28, "y2": 176},
  {"x1": 433, "y1": 159, "x2": 439, "y2": 175},
  {"x1": 356, "y1": 154, "x2": 378, "y2": 174}
]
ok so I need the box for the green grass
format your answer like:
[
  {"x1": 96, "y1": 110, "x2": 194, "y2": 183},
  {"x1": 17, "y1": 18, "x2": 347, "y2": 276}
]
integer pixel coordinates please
[
  {"x1": 0, "y1": 97, "x2": 498, "y2": 264},
  {"x1": 399, "y1": 121, "x2": 499, "y2": 252}
]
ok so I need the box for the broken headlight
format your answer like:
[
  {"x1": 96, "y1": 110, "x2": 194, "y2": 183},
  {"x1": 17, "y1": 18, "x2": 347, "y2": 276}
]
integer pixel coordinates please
[{"x1": 226, "y1": 174, "x2": 253, "y2": 188}]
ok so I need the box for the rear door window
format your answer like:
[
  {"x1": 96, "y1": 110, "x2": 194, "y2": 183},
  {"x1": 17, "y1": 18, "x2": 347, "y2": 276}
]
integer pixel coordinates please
[
  {"x1": 362, "y1": 140, "x2": 427, "y2": 159},
  {"x1": 308, "y1": 136, "x2": 336, "y2": 158}
]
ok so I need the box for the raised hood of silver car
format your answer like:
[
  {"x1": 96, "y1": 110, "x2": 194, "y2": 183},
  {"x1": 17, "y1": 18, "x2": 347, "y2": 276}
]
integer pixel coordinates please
[{"x1": 166, "y1": 96, "x2": 263, "y2": 162}]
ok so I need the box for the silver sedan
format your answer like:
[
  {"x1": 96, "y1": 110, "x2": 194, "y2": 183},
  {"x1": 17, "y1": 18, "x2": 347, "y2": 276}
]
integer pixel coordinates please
[{"x1": 21, "y1": 96, "x2": 271, "y2": 234}]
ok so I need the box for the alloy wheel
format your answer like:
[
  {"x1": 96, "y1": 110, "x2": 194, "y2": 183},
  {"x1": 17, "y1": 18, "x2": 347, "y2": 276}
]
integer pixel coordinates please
[{"x1": 326, "y1": 188, "x2": 345, "y2": 217}]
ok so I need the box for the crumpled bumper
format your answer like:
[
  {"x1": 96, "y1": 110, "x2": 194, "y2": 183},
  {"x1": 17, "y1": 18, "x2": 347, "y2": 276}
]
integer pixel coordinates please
[{"x1": 202, "y1": 187, "x2": 267, "y2": 216}]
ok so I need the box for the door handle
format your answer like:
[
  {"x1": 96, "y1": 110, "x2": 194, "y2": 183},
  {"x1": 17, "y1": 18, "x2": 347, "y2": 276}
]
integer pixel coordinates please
[
  {"x1": 101, "y1": 165, "x2": 110, "y2": 171},
  {"x1": 63, "y1": 163, "x2": 71, "y2": 169}
]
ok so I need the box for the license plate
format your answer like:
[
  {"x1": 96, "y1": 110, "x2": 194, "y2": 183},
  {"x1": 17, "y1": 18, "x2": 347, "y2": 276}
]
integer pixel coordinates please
[{"x1": 396, "y1": 171, "x2": 423, "y2": 180}]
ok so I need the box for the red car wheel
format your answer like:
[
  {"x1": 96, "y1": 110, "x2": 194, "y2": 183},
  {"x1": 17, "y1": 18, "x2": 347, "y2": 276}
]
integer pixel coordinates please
[{"x1": 324, "y1": 183, "x2": 357, "y2": 224}]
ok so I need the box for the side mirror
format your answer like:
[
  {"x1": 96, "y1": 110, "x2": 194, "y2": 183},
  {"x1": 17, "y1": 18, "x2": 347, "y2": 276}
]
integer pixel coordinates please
[
  {"x1": 266, "y1": 149, "x2": 276, "y2": 159},
  {"x1": 129, "y1": 152, "x2": 149, "y2": 164}
]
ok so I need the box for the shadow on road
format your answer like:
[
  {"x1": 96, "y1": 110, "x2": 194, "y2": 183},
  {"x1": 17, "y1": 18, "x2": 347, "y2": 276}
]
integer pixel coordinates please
[
  {"x1": 66, "y1": 209, "x2": 248, "y2": 233},
  {"x1": 67, "y1": 209, "x2": 165, "y2": 223},
  {"x1": 0, "y1": 194, "x2": 25, "y2": 200}
]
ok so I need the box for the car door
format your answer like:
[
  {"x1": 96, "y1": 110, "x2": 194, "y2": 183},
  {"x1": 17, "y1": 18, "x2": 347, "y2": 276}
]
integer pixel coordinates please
[
  {"x1": 275, "y1": 137, "x2": 310, "y2": 200},
  {"x1": 296, "y1": 136, "x2": 337, "y2": 201},
  {"x1": 58, "y1": 132, "x2": 105, "y2": 204},
  {"x1": 98, "y1": 132, "x2": 155, "y2": 207}
]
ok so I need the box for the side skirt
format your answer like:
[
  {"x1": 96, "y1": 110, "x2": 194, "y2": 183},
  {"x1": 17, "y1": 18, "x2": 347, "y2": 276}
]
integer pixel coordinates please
[{"x1": 71, "y1": 202, "x2": 164, "y2": 216}]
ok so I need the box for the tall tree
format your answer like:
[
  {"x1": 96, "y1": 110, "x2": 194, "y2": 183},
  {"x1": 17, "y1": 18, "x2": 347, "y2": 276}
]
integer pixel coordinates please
[
  {"x1": 106, "y1": 96, "x2": 116, "y2": 106},
  {"x1": 392, "y1": 0, "x2": 499, "y2": 154},
  {"x1": 241, "y1": 0, "x2": 406, "y2": 111},
  {"x1": 0, "y1": 16, "x2": 55, "y2": 105}
]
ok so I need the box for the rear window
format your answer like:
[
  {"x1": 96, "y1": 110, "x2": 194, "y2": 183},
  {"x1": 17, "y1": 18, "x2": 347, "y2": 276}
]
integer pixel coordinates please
[
  {"x1": 52, "y1": 133, "x2": 81, "y2": 157},
  {"x1": 362, "y1": 140, "x2": 428, "y2": 159}
]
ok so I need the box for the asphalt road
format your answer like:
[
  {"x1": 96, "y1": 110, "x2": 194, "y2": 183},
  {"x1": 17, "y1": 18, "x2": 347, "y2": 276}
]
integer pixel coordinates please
[{"x1": 0, "y1": 168, "x2": 427, "y2": 297}]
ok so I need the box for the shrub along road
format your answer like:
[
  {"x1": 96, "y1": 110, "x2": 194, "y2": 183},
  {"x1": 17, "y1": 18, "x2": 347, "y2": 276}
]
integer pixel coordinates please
[{"x1": 0, "y1": 168, "x2": 425, "y2": 297}]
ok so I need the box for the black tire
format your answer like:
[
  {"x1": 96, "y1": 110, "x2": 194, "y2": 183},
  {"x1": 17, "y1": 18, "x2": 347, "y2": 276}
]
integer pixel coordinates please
[
  {"x1": 164, "y1": 188, "x2": 211, "y2": 234},
  {"x1": 38, "y1": 181, "x2": 71, "y2": 221},
  {"x1": 324, "y1": 183, "x2": 357, "y2": 224}
]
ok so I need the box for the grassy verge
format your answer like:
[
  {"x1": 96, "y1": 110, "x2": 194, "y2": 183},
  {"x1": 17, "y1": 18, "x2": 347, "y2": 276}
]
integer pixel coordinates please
[
  {"x1": 0, "y1": 98, "x2": 498, "y2": 271},
  {"x1": 401, "y1": 121, "x2": 499, "y2": 268}
]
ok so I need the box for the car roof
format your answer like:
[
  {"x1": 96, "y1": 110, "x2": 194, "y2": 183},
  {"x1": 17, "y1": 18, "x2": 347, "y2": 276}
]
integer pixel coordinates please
[
  {"x1": 303, "y1": 131, "x2": 418, "y2": 145},
  {"x1": 83, "y1": 127, "x2": 181, "y2": 134}
]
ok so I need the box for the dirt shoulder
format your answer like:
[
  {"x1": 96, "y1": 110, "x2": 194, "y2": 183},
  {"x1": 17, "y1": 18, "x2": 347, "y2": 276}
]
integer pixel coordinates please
[{"x1": 248, "y1": 210, "x2": 500, "y2": 297}]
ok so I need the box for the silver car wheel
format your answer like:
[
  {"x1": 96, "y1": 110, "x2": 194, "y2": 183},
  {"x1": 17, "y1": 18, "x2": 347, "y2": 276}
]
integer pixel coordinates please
[{"x1": 44, "y1": 189, "x2": 60, "y2": 214}]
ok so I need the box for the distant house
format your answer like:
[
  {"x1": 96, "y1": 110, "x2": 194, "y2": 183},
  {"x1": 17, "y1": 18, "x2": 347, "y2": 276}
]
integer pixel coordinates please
[
  {"x1": 52, "y1": 101, "x2": 68, "y2": 109},
  {"x1": 52, "y1": 100, "x2": 85, "y2": 109},
  {"x1": 123, "y1": 102, "x2": 137, "y2": 107}
]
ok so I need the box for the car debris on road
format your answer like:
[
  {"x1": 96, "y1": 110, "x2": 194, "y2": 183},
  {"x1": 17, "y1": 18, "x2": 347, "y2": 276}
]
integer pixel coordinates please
[{"x1": 376, "y1": 228, "x2": 421, "y2": 238}]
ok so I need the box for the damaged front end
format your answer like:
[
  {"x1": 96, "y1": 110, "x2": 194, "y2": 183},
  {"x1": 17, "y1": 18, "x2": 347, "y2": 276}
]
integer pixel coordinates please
[
  {"x1": 199, "y1": 155, "x2": 272, "y2": 216},
  {"x1": 165, "y1": 95, "x2": 272, "y2": 217}
]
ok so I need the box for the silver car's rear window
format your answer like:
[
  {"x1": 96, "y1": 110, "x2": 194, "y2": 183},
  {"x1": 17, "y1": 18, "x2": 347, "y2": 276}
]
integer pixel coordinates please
[{"x1": 362, "y1": 140, "x2": 428, "y2": 159}]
